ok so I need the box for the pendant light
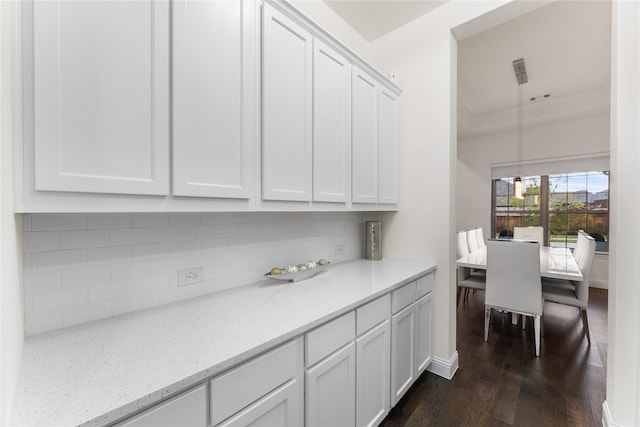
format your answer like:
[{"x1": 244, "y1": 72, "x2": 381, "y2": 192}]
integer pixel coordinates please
[{"x1": 512, "y1": 58, "x2": 527, "y2": 200}]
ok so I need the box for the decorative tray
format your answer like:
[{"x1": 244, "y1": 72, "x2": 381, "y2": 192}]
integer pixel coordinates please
[{"x1": 264, "y1": 261, "x2": 330, "y2": 282}]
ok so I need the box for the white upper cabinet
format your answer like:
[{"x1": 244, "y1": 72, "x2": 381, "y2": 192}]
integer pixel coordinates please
[
  {"x1": 351, "y1": 67, "x2": 399, "y2": 205},
  {"x1": 172, "y1": 0, "x2": 255, "y2": 199},
  {"x1": 378, "y1": 88, "x2": 399, "y2": 204},
  {"x1": 351, "y1": 67, "x2": 379, "y2": 204},
  {"x1": 32, "y1": 1, "x2": 169, "y2": 196},
  {"x1": 312, "y1": 39, "x2": 351, "y2": 203},
  {"x1": 262, "y1": 4, "x2": 313, "y2": 202}
]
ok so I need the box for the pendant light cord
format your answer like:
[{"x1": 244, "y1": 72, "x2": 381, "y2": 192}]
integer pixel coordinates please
[{"x1": 517, "y1": 83, "x2": 524, "y2": 178}]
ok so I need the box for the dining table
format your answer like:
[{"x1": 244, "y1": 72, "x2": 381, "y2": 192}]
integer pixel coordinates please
[{"x1": 456, "y1": 243, "x2": 583, "y2": 281}]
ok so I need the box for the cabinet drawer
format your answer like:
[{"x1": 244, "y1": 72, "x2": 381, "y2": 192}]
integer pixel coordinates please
[
  {"x1": 391, "y1": 281, "x2": 416, "y2": 314},
  {"x1": 416, "y1": 273, "x2": 434, "y2": 299},
  {"x1": 356, "y1": 294, "x2": 390, "y2": 336},
  {"x1": 116, "y1": 384, "x2": 206, "y2": 427},
  {"x1": 306, "y1": 312, "x2": 355, "y2": 366},
  {"x1": 210, "y1": 338, "x2": 302, "y2": 426}
]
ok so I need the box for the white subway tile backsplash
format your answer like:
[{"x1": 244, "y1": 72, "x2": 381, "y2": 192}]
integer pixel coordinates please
[
  {"x1": 111, "y1": 293, "x2": 154, "y2": 316},
  {"x1": 62, "y1": 265, "x2": 111, "y2": 289},
  {"x1": 32, "y1": 249, "x2": 86, "y2": 272},
  {"x1": 33, "y1": 287, "x2": 88, "y2": 313},
  {"x1": 169, "y1": 212, "x2": 201, "y2": 226},
  {"x1": 132, "y1": 213, "x2": 169, "y2": 228},
  {"x1": 24, "y1": 271, "x2": 61, "y2": 294},
  {"x1": 87, "y1": 213, "x2": 132, "y2": 229},
  {"x1": 63, "y1": 301, "x2": 112, "y2": 328},
  {"x1": 27, "y1": 310, "x2": 63, "y2": 335},
  {"x1": 109, "y1": 228, "x2": 150, "y2": 246},
  {"x1": 89, "y1": 280, "x2": 133, "y2": 302},
  {"x1": 32, "y1": 213, "x2": 87, "y2": 231},
  {"x1": 23, "y1": 211, "x2": 366, "y2": 335},
  {"x1": 60, "y1": 229, "x2": 109, "y2": 249},
  {"x1": 23, "y1": 214, "x2": 32, "y2": 232},
  {"x1": 153, "y1": 286, "x2": 188, "y2": 306},
  {"x1": 25, "y1": 232, "x2": 59, "y2": 252},
  {"x1": 111, "y1": 261, "x2": 152, "y2": 281},
  {"x1": 87, "y1": 246, "x2": 132, "y2": 264},
  {"x1": 133, "y1": 275, "x2": 171, "y2": 293},
  {"x1": 200, "y1": 212, "x2": 228, "y2": 224},
  {"x1": 132, "y1": 242, "x2": 170, "y2": 259}
]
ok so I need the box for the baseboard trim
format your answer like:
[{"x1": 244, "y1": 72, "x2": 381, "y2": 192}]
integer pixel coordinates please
[
  {"x1": 427, "y1": 351, "x2": 459, "y2": 380},
  {"x1": 602, "y1": 401, "x2": 621, "y2": 427},
  {"x1": 590, "y1": 279, "x2": 608, "y2": 289}
]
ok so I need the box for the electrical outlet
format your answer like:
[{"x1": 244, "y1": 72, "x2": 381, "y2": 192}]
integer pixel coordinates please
[
  {"x1": 178, "y1": 267, "x2": 203, "y2": 287},
  {"x1": 335, "y1": 244, "x2": 345, "y2": 256}
]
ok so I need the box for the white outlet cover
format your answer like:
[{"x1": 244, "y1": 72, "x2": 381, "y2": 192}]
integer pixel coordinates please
[{"x1": 178, "y1": 267, "x2": 203, "y2": 287}]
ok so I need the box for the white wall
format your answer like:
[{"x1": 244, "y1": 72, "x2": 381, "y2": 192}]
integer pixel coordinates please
[
  {"x1": 0, "y1": 2, "x2": 24, "y2": 423},
  {"x1": 22, "y1": 212, "x2": 365, "y2": 335},
  {"x1": 605, "y1": 1, "x2": 640, "y2": 425},
  {"x1": 457, "y1": 114, "x2": 610, "y2": 287}
]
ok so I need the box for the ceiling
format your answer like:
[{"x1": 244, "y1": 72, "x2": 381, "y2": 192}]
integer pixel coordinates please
[
  {"x1": 323, "y1": 0, "x2": 612, "y2": 138},
  {"x1": 457, "y1": 0, "x2": 611, "y2": 137},
  {"x1": 323, "y1": 0, "x2": 447, "y2": 42}
]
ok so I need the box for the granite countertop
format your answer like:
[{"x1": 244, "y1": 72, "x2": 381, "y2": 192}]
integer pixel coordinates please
[{"x1": 11, "y1": 258, "x2": 436, "y2": 427}]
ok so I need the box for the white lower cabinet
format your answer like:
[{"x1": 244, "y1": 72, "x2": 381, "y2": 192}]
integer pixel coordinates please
[
  {"x1": 390, "y1": 303, "x2": 416, "y2": 406},
  {"x1": 305, "y1": 343, "x2": 356, "y2": 427},
  {"x1": 415, "y1": 293, "x2": 433, "y2": 374},
  {"x1": 356, "y1": 320, "x2": 390, "y2": 427},
  {"x1": 218, "y1": 379, "x2": 300, "y2": 427},
  {"x1": 210, "y1": 338, "x2": 304, "y2": 426},
  {"x1": 115, "y1": 384, "x2": 207, "y2": 427}
]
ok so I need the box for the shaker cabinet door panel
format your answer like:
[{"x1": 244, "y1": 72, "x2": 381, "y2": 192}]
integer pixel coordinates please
[
  {"x1": 378, "y1": 88, "x2": 399, "y2": 204},
  {"x1": 390, "y1": 303, "x2": 416, "y2": 406},
  {"x1": 172, "y1": 0, "x2": 255, "y2": 199},
  {"x1": 356, "y1": 320, "x2": 390, "y2": 427},
  {"x1": 262, "y1": 4, "x2": 313, "y2": 201},
  {"x1": 306, "y1": 343, "x2": 356, "y2": 427},
  {"x1": 312, "y1": 38, "x2": 351, "y2": 203},
  {"x1": 32, "y1": 1, "x2": 169, "y2": 196},
  {"x1": 351, "y1": 67, "x2": 378, "y2": 204}
]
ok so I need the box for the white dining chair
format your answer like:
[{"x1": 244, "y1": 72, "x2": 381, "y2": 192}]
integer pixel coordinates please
[
  {"x1": 466, "y1": 229, "x2": 480, "y2": 253},
  {"x1": 542, "y1": 233, "x2": 596, "y2": 345},
  {"x1": 457, "y1": 230, "x2": 470, "y2": 259},
  {"x1": 456, "y1": 231, "x2": 485, "y2": 308},
  {"x1": 572, "y1": 230, "x2": 590, "y2": 265},
  {"x1": 485, "y1": 240, "x2": 543, "y2": 356},
  {"x1": 513, "y1": 226, "x2": 544, "y2": 243},
  {"x1": 475, "y1": 227, "x2": 486, "y2": 248}
]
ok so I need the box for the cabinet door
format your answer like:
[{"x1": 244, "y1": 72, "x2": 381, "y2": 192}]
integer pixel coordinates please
[
  {"x1": 312, "y1": 38, "x2": 351, "y2": 203},
  {"x1": 356, "y1": 320, "x2": 390, "y2": 427},
  {"x1": 378, "y1": 87, "x2": 399, "y2": 204},
  {"x1": 262, "y1": 4, "x2": 312, "y2": 201},
  {"x1": 351, "y1": 67, "x2": 378, "y2": 203},
  {"x1": 415, "y1": 293, "x2": 432, "y2": 374},
  {"x1": 218, "y1": 380, "x2": 301, "y2": 427},
  {"x1": 390, "y1": 303, "x2": 416, "y2": 406},
  {"x1": 172, "y1": 0, "x2": 255, "y2": 198},
  {"x1": 32, "y1": 1, "x2": 169, "y2": 196},
  {"x1": 116, "y1": 385, "x2": 206, "y2": 427},
  {"x1": 306, "y1": 343, "x2": 356, "y2": 427}
]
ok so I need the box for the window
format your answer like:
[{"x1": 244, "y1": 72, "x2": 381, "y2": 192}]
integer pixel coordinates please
[{"x1": 492, "y1": 171, "x2": 609, "y2": 251}]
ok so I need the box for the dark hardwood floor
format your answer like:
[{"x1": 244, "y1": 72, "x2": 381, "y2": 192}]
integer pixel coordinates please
[{"x1": 380, "y1": 288, "x2": 608, "y2": 427}]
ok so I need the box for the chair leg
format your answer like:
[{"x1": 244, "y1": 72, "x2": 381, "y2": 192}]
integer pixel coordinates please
[
  {"x1": 580, "y1": 308, "x2": 591, "y2": 346},
  {"x1": 456, "y1": 286, "x2": 462, "y2": 308},
  {"x1": 534, "y1": 315, "x2": 541, "y2": 357},
  {"x1": 484, "y1": 307, "x2": 491, "y2": 341}
]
